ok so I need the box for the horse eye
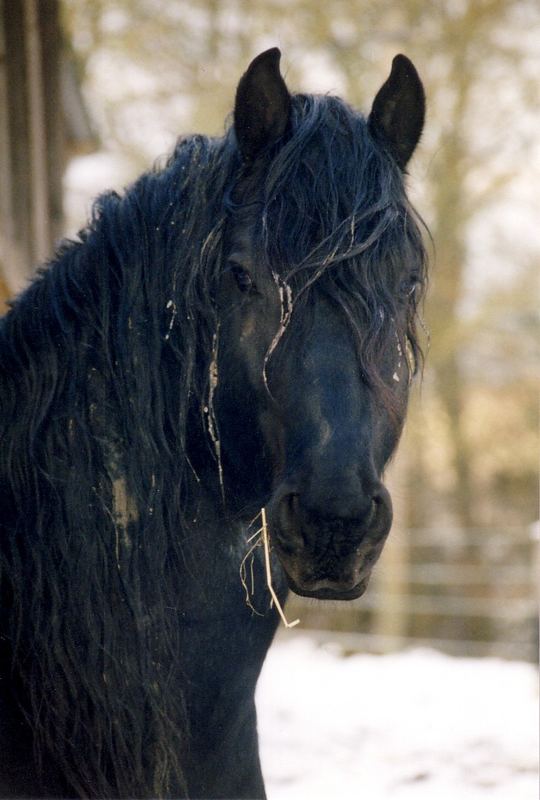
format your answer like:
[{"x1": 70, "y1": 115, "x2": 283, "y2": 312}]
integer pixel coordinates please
[
  {"x1": 399, "y1": 274, "x2": 421, "y2": 299},
  {"x1": 229, "y1": 262, "x2": 255, "y2": 294}
]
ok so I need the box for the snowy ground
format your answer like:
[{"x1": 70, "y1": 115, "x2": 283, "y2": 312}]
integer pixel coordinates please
[{"x1": 256, "y1": 635, "x2": 538, "y2": 800}]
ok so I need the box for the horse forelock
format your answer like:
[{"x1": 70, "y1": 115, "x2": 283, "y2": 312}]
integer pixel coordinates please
[{"x1": 233, "y1": 93, "x2": 428, "y2": 417}]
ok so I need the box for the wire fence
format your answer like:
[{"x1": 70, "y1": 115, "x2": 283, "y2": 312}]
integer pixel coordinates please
[{"x1": 285, "y1": 524, "x2": 539, "y2": 662}]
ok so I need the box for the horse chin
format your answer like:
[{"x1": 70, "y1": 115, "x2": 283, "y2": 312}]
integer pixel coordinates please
[
  {"x1": 282, "y1": 568, "x2": 372, "y2": 601},
  {"x1": 266, "y1": 502, "x2": 390, "y2": 601},
  {"x1": 271, "y1": 542, "x2": 377, "y2": 601}
]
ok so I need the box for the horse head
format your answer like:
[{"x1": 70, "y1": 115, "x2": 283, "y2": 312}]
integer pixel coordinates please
[{"x1": 215, "y1": 49, "x2": 426, "y2": 602}]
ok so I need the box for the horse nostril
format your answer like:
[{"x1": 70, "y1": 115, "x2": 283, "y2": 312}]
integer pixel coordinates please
[
  {"x1": 371, "y1": 489, "x2": 387, "y2": 511},
  {"x1": 278, "y1": 492, "x2": 300, "y2": 526},
  {"x1": 276, "y1": 483, "x2": 392, "y2": 534},
  {"x1": 287, "y1": 493, "x2": 300, "y2": 518},
  {"x1": 279, "y1": 492, "x2": 300, "y2": 529},
  {"x1": 369, "y1": 484, "x2": 393, "y2": 528},
  {"x1": 274, "y1": 492, "x2": 304, "y2": 550}
]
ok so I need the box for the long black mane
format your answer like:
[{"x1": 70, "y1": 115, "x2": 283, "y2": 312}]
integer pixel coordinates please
[{"x1": 0, "y1": 92, "x2": 426, "y2": 797}]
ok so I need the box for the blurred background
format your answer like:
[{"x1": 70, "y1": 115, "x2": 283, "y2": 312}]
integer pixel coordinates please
[{"x1": 0, "y1": 0, "x2": 538, "y2": 663}]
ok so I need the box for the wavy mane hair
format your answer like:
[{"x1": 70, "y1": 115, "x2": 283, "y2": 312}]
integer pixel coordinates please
[{"x1": 0, "y1": 90, "x2": 427, "y2": 797}]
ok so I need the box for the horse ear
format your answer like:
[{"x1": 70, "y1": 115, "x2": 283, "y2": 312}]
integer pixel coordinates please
[
  {"x1": 368, "y1": 54, "x2": 425, "y2": 170},
  {"x1": 234, "y1": 48, "x2": 291, "y2": 161}
]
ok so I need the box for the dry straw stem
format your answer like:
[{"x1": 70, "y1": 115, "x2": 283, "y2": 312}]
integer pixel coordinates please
[
  {"x1": 261, "y1": 507, "x2": 300, "y2": 629},
  {"x1": 239, "y1": 531, "x2": 264, "y2": 617}
]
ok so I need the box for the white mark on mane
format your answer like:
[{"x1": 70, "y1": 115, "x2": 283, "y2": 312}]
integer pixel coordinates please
[
  {"x1": 164, "y1": 299, "x2": 177, "y2": 341},
  {"x1": 205, "y1": 327, "x2": 225, "y2": 501},
  {"x1": 263, "y1": 274, "x2": 294, "y2": 396},
  {"x1": 112, "y1": 477, "x2": 137, "y2": 568}
]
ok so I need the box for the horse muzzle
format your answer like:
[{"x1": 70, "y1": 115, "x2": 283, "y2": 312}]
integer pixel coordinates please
[{"x1": 267, "y1": 481, "x2": 393, "y2": 600}]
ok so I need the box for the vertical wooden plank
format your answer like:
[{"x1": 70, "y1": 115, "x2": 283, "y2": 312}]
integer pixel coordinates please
[
  {"x1": 39, "y1": 0, "x2": 64, "y2": 246},
  {"x1": 24, "y1": 0, "x2": 51, "y2": 264},
  {"x1": 0, "y1": 0, "x2": 13, "y2": 308},
  {"x1": 0, "y1": 0, "x2": 61, "y2": 302},
  {"x1": 1, "y1": 0, "x2": 31, "y2": 296},
  {"x1": 0, "y1": 0, "x2": 12, "y2": 228}
]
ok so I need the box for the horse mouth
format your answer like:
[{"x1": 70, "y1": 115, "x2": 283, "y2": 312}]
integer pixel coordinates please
[
  {"x1": 265, "y1": 483, "x2": 392, "y2": 601},
  {"x1": 270, "y1": 532, "x2": 386, "y2": 601},
  {"x1": 281, "y1": 567, "x2": 372, "y2": 601}
]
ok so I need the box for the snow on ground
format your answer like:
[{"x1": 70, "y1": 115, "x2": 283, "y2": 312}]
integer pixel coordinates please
[{"x1": 257, "y1": 636, "x2": 538, "y2": 800}]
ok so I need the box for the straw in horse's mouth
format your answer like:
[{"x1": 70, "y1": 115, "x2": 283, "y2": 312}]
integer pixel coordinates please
[
  {"x1": 261, "y1": 507, "x2": 300, "y2": 628},
  {"x1": 240, "y1": 508, "x2": 300, "y2": 629}
]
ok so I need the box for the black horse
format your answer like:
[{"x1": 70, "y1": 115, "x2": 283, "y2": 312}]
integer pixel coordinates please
[{"x1": 0, "y1": 49, "x2": 426, "y2": 798}]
